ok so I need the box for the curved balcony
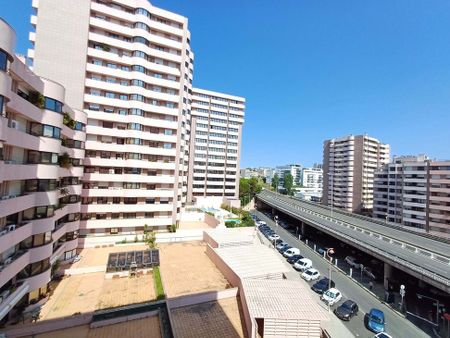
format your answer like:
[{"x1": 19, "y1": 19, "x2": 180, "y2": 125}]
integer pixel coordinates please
[
  {"x1": 82, "y1": 187, "x2": 174, "y2": 198},
  {"x1": 83, "y1": 157, "x2": 175, "y2": 170},
  {"x1": 58, "y1": 166, "x2": 84, "y2": 178},
  {"x1": 1, "y1": 163, "x2": 59, "y2": 181},
  {"x1": 7, "y1": 92, "x2": 61, "y2": 126},
  {"x1": 0, "y1": 71, "x2": 12, "y2": 101},
  {"x1": 52, "y1": 219, "x2": 80, "y2": 242},
  {"x1": 60, "y1": 145, "x2": 85, "y2": 160},
  {"x1": 0, "y1": 190, "x2": 59, "y2": 218},
  {"x1": 80, "y1": 216, "x2": 172, "y2": 229},
  {"x1": 0, "y1": 222, "x2": 33, "y2": 254},
  {"x1": 85, "y1": 110, "x2": 177, "y2": 129},
  {"x1": 4, "y1": 128, "x2": 62, "y2": 153},
  {"x1": 81, "y1": 202, "x2": 173, "y2": 213},
  {"x1": 83, "y1": 173, "x2": 175, "y2": 184},
  {"x1": 85, "y1": 140, "x2": 176, "y2": 156},
  {"x1": 0, "y1": 250, "x2": 29, "y2": 288},
  {"x1": 21, "y1": 267, "x2": 51, "y2": 292},
  {"x1": 61, "y1": 125, "x2": 86, "y2": 141},
  {"x1": 0, "y1": 282, "x2": 30, "y2": 322}
]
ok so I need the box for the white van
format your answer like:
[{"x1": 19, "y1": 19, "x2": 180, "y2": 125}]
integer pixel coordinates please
[
  {"x1": 294, "y1": 258, "x2": 312, "y2": 272},
  {"x1": 283, "y1": 247, "x2": 300, "y2": 258},
  {"x1": 257, "y1": 221, "x2": 267, "y2": 226}
]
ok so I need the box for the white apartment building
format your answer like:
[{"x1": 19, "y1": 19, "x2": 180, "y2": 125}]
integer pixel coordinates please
[
  {"x1": 323, "y1": 134, "x2": 390, "y2": 214},
  {"x1": 373, "y1": 155, "x2": 450, "y2": 236},
  {"x1": 29, "y1": 0, "x2": 245, "y2": 244},
  {"x1": 301, "y1": 167, "x2": 323, "y2": 189},
  {"x1": 276, "y1": 164, "x2": 302, "y2": 186},
  {"x1": 0, "y1": 19, "x2": 86, "y2": 322},
  {"x1": 188, "y1": 88, "x2": 245, "y2": 204}
]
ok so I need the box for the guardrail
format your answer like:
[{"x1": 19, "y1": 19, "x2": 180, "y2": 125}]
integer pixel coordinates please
[{"x1": 258, "y1": 194, "x2": 450, "y2": 287}]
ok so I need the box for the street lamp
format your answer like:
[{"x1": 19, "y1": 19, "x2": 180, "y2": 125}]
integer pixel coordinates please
[{"x1": 326, "y1": 248, "x2": 335, "y2": 312}]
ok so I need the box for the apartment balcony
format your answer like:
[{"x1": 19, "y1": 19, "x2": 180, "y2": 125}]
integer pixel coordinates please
[
  {"x1": 85, "y1": 110, "x2": 178, "y2": 129},
  {"x1": 52, "y1": 220, "x2": 80, "y2": 242},
  {"x1": 0, "y1": 282, "x2": 30, "y2": 321},
  {"x1": 429, "y1": 212, "x2": 450, "y2": 221},
  {"x1": 7, "y1": 92, "x2": 61, "y2": 126},
  {"x1": 0, "y1": 250, "x2": 29, "y2": 288},
  {"x1": 61, "y1": 125, "x2": 86, "y2": 142},
  {"x1": 85, "y1": 141, "x2": 176, "y2": 155},
  {"x1": 83, "y1": 173, "x2": 175, "y2": 184},
  {"x1": 85, "y1": 126, "x2": 177, "y2": 144},
  {"x1": 58, "y1": 166, "x2": 84, "y2": 178},
  {"x1": 80, "y1": 216, "x2": 173, "y2": 229},
  {"x1": 60, "y1": 146, "x2": 85, "y2": 161},
  {"x1": 0, "y1": 223, "x2": 32, "y2": 255},
  {"x1": 81, "y1": 202, "x2": 173, "y2": 213},
  {"x1": 1, "y1": 163, "x2": 60, "y2": 182},
  {"x1": 84, "y1": 157, "x2": 175, "y2": 170},
  {"x1": 0, "y1": 190, "x2": 59, "y2": 218},
  {"x1": 82, "y1": 187, "x2": 174, "y2": 199}
]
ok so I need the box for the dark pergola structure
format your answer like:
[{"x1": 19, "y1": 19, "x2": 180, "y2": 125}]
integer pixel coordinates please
[{"x1": 106, "y1": 250, "x2": 159, "y2": 272}]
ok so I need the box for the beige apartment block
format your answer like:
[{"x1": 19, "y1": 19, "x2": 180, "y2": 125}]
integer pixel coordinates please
[
  {"x1": 322, "y1": 134, "x2": 390, "y2": 214},
  {"x1": 0, "y1": 18, "x2": 86, "y2": 323},
  {"x1": 373, "y1": 155, "x2": 450, "y2": 237},
  {"x1": 188, "y1": 88, "x2": 245, "y2": 203},
  {"x1": 30, "y1": 0, "x2": 245, "y2": 245}
]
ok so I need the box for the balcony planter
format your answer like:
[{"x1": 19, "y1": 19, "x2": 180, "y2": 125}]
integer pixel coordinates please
[
  {"x1": 28, "y1": 91, "x2": 45, "y2": 109},
  {"x1": 58, "y1": 152, "x2": 72, "y2": 169},
  {"x1": 63, "y1": 112, "x2": 76, "y2": 129}
]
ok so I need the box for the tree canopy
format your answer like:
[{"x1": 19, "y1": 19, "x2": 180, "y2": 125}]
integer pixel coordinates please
[
  {"x1": 283, "y1": 172, "x2": 294, "y2": 196},
  {"x1": 239, "y1": 177, "x2": 263, "y2": 206},
  {"x1": 271, "y1": 173, "x2": 280, "y2": 191}
]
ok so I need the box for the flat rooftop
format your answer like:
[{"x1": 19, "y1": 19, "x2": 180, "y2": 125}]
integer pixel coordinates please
[
  {"x1": 241, "y1": 279, "x2": 328, "y2": 321},
  {"x1": 29, "y1": 315, "x2": 161, "y2": 338},
  {"x1": 159, "y1": 241, "x2": 231, "y2": 297},
  {"x1": 204, "y1": 227, "x2": 257, "y2": 247},
  {"x1": 213, "y1": 244, "x2": 290, "y2": 279},
  {"x1": 171, "y1": 297, "x2": 247, "y2": 338}
]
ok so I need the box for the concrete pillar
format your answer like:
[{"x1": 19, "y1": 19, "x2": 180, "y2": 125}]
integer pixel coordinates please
[
  {"x1": 384, "y1": 262, "x2": 393, "y2": 290},
  {"x1": 301, "y1": 222, "x2": 305, "y2": 236}
]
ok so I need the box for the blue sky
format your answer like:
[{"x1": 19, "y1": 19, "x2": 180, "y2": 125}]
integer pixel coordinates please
[{"x1": 2, "y1": 0, "x2": 450, "y2": 167}]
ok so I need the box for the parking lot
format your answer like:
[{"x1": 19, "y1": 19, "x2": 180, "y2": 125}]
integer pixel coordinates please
[{"x1": 252, "y1": 209, "x2": 430, "y2": 338}]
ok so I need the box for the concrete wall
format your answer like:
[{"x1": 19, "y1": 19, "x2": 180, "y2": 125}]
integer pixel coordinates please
[
  {"x1": 167, "y1": 287, "x2": 238, "y2": 309},
  {"x1": 204, "y1": 213, "x2": 220, "y2": 227},
  {"x1": 205, "y1": 245, "x2": 240, "y2": 287}
]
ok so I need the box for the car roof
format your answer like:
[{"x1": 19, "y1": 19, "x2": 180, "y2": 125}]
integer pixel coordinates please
[
  {"x1": 370, "y1": 308, "x2": 384, "y2": 317},
  {"x1": 342, "y1": 300, "x2": 356, "y2": 306},
  {"x1": 306, "y1": 268, "x2": 318, "y2": 273},
  {"x1": 328, "y1": 288, "x2": 339, "y2": 292}
]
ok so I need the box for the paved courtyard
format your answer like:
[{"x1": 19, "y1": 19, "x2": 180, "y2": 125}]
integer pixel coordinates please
[
  {"x1": 159, "y1": 241, "x2": 231, "y2": 297},
  {"x1": 171, "y1": 297, "x2": 247, "y2": 338}
]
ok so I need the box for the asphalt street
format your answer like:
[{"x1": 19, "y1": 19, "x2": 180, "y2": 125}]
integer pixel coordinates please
[{"x1": 252, "y1": 209, "x2": 430, "y2": 338}]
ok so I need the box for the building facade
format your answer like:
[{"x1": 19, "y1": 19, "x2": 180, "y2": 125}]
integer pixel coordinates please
[
  {"x1": 187, "y1": 88, "x2": 245, "y2": 204},
  {"x1": 0, "y1": 19, "x2": 86, "y2": 322},
  {"x1": 301, "y1": 167, "x2": 323, "y2": 189},
  {"x1": 29, "y1": 0, "x2": 244, "y2": 245},
  {"x1": 322, "y1": 134, "x2": 390, "y2": 214},
  {"x1": 276, "y1": 164, "x2": 302, "y2": 186},
  {"x1": 373, "y1": 155, "x2": 450, "y2": 236}
]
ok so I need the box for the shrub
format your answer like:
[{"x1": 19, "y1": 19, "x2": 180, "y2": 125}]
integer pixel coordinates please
[
  {"x1": 58, "y1": 153, "x2": 72, "y2": 169},
  {"x1": 63, "y1": 112, "x2": 77, "y2": 129},
  {"x1": 29, "y1": 91, "x2": 45, "y2": 109},
  {"x1": 153, "y1": 266, "x2": 165, "y2": 300}
]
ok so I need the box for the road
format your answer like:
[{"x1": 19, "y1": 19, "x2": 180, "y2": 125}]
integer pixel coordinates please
[
  {"x1": 257, "y1": 191, "x2": 450, "y2": 288},
  {"x1": 252, "y1": 209, "x2": 430, "y2": 338}
]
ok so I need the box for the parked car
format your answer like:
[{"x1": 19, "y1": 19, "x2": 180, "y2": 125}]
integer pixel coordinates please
[
  {"x1": 258, "y1": 221, "x2": 267, "y2": 226},
  {"x1": 275, "y1": 241, "x2": 288, "y2": 250},
  {"x1": 321, "y1": 288, "x2": 342, "y2": 306},
  {"x1": 277, "y1": 244, "x2": 291, "y2": 253},
  {"x1": 311, "y1": 278, "x2": 335, "y2": 294},
  {"x1": 268, "y1": 234, "x2": 280, "y2": 241},
  {"x1": 334, "y1": 300, "x2": 359, "y2": 321},
  {"x1": 366, "y1": 308, "x2": 385, "y2": 333},
  {"x1": 294, "y1": 258, "x2": 312, "y2": 272},
  {"x1": 317, "y1": 246, "x2": 331, "y2": 256},
  {"x1": 363, "y1": 266, "x2": 379, "y2": 280},
  {"x1": 287, "y1": 254, "x2": 304, "y2": 264},
  {"x1": 301, "y1": 268, "x2": 320, "y2": 282},
  {"x1": 345, "y1": 256, "x2": 362, "y2": 269},
  {"x1": 283, "y1": 248, "x2": 300, "y2": 258}
]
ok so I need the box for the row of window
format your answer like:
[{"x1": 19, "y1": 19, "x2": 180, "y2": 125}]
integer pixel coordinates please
[
  {"x1": 24, "y1": 177, "x2": 79, "y2": 193},
  {"x1": 193, "y1": 161, "x2": 237, "y2": 168},
  {"x1": 195, "y1": 154, "x2": 238, "y2": 161},
  {"x1": 0, "y1": 49, "x2": 7, "y2": 72}
]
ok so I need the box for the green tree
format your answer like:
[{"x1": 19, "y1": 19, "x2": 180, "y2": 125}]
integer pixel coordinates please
[
  {"x1": 271, "y1": 173, "x2": 280, "y2": 192},
  {"x1": 144, "y1": 224, "x2": 157, "y2": 249},
  {"x1": 283, "y1": 172, "x2": 294, "y2": 196},
  {"x1": 239, "y1": 177, "x2": 263, "y2": 206}
]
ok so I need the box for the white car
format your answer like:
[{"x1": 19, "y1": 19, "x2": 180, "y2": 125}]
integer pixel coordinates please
[
  {"x1": 294, "y1": 258, "x2": 312, "y2": 272},
  {"x1": 321, "y1": 288, "x2": 342, "y2": 306},
  {"x1": 345, "y1": 256, "x2": 362, "y2": 269},
  {"x1": 257, "y1": 221, "x2": 267, "y2": 226},
  {"x1": 283, "y1": 247, "x2": 300, "y2": 258},
  {"x1": 301, "y1": 268, "x2": 320, "y2": 281},
  {"x1": 268, "y1": 234, "x2": 280, "y2": 241}
]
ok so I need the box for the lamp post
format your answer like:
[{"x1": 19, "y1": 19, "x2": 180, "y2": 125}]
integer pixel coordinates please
[{"x1": 326, "y1": 248, "x2": 335, "y2": 312}]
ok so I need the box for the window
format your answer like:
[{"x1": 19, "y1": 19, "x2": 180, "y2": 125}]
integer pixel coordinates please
[
  {"x1": 29, "y1": 123, "x2": 61, "y2": 139},
  {"x1": 0, "y1": 50, "x2": 7, "y2": 71},
  {"x1": 27, "y1": 151, "x2": 59, "y2": 164},
  {"x1": 105, "y1": 92, "x2": 115, "y2": 99},
  {"x1": 44, "y1": 97, "x2": 63, "y2": 113},
  {"x1": 0, "y1": 95, "x2": 4, "y2": 116}
]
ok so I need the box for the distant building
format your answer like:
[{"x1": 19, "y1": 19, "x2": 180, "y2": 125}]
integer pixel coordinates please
[
  {"x1": 373, "y1": 155, "x2": 450, "y2": 237},
  {"x1": 276, "y1": 164, "x2": 302, "y2": 186},
  {"x1": 301, "y1": 167, "x2": 323, "y2": 189},
  {"x1": 322, "y1": 134, "x2": 390, "y2": 214}
]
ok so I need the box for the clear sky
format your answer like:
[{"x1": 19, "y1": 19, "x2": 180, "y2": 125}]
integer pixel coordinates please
[{"x1": 2, "y1": 0, "x2": 450, "y2": 167}]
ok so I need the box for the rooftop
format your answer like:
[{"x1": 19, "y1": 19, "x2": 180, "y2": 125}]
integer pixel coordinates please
[
  {"x1": 213, "y1": 244, "x2": 290, "y2": 280},
  {"x1": 204, "y1": 227, "x2": 257, "y2": 248},
  {"x1": 171, "y1": 297, "x2": 247, "y2": 338},
  {"x1": 241, "y1": 279, "x2": 328, "y2": 321}
]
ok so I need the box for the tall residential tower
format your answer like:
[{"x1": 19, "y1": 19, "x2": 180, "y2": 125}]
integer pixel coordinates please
[
  {"x1": 29, "y1": 0, "x2": 245, "y2": 245},
  {"x1": 322, "y1": 134, "x2": 390, "y2": 214}
]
